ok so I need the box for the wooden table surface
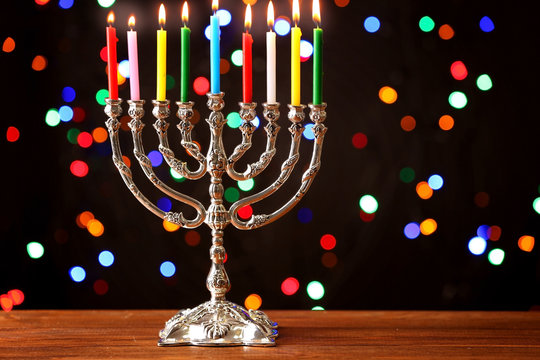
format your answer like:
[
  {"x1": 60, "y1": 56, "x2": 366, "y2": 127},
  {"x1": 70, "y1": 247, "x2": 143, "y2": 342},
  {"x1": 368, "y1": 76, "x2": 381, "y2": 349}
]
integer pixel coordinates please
[{"x1": 1, "y1": 310, "x2": 539, "y2": 359}]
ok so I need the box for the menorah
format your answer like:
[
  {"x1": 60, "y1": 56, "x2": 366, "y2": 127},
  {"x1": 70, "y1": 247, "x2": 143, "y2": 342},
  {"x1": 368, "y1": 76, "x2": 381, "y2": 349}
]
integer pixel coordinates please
[{"x1": 104, "y1": 92, "x2": 327, "y2": 346}]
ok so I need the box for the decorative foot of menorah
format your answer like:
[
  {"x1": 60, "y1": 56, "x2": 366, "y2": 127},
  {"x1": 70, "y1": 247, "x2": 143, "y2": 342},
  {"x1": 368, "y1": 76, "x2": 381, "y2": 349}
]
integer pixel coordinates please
[{"x1": 104, "y1": 92, "x2": 327, "y2": 346}]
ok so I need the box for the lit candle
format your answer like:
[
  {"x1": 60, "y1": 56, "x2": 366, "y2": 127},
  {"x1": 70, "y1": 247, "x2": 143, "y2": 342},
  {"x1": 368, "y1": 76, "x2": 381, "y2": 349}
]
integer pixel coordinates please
[
  {"x1": 291, "y1": 0, "x2": 301, "y2": 106},
  {"x1": 266, "y1": 1, "x2": 276, "y2": 104},
  {"x1": 242, "y1": 4, "x2": 253, "y2": 103},
  {"x1": 106, "y1": 11, "x2": 118, "y2": 100},
  {"x1": 180, "y1": 2, "x2": 190, "y2": 102},
  {"x1": 312, "y1": 0, "x2": 323, "y2": 105},
  {"x1": 156, "y1": 4, "x2": 167, "y2": 101},
  {"x1": 127, "y1": 15, "x2": 140, "y2": 101},
  {"x1": 210, "y1": 0, "x2": 220, "y2": 94}
]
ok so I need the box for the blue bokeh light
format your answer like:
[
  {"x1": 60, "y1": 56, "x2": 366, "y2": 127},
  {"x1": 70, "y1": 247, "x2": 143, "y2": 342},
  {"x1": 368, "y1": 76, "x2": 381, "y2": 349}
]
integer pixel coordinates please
[
  {"x1": 98, "y1": 250, "x2": 115, "y2": 267},
  {"x1": 297, "y1": 207, "x2": 313, "y2": 223},
  {"x1": 303, "y1": 123, "x2": 315, "y2": 140},
  {"x1": 300, "y1": 40, "x2": 313, "y2": 58},
  {"x1": 148, "y1": 150, "x2": 163, "y2": 167},
  {"x1": 160, "y1": 261, "x2": 176, "y2": 277},
  {"x1": 476, "y1": 225, "x2": 490, "y2": 240},
  {"x1": 62, "y1": 86, "x2": 76, "y2": 102},
  {"x1": 59, "y1": 105, "x2": 74, "y2": 122},
  {"x1": 404, "y1": 222, "x2": 420, "y2": 239},
  {"x1": 428, "y1": 174, "x2": 444, "y2": 190},
  {"x1": 59, "y1": 0, "x2": 74, "y2": 9},
  {"x1": 468, "y1": 236, "x2": 487, "y2": 255},
  {"x1": 274, "y1": 18, "x2": 291, "y2": 36},
  {"x1": 479, "y1": 16, "x2": 495, "y2": 32},
  {"x1": 251, "y1": 116, "x2": 260, "y2": 129},
  {"x1": 69, "y1": 266, "x2": 86, "y2": 282},
  {"x1": 157, "y1": 197, "x2": 172, "y2": 212},
  {"x1": 364, "y1": 16, "x2": 381, "y2": 33},
  {"x1": 205, "y1": 25, "x2": 222, "y2": 41},
  {"x1": 216, "y1": 9, "x2": 232, "y2": 26},
  {"x1": 118, "y1": 60, "x2": 130, "y2": 78}
]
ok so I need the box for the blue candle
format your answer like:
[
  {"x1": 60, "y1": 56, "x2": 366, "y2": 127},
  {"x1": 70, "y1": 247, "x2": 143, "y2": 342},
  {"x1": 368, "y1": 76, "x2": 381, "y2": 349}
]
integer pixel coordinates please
[{"x1": 210, "y1": 1, "x2": 220, "y2": 93}]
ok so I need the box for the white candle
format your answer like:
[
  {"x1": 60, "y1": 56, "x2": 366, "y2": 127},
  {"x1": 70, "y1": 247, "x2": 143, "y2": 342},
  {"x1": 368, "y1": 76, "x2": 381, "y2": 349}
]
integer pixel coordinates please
[{"x1": 266, "y1": 1, "x2": 276, "y2": 104}]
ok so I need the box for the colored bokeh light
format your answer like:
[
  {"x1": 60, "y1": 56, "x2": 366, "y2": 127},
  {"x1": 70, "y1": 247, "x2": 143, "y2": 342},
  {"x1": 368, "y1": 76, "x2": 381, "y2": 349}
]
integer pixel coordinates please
[
  {"x1": 274, "y1": 17, "x2": 291, "y2": 36},
  {"x1": 163, "y1": 220, "x2": 180, "y2": 232},
  {"x1": 300, "y1": 40, "x2": 313, "y2": 59},
  {"x1": 533, "y1": 197, "x2": 540, "y2": 214},
  {"x1": 439, "y1": 115, "x2": 454, "y2": 131},
  {"x1": 379, "y1": 86, "x2": 397, "y2": 104},
  {"x1": 95, "y1": 89, "x2": 109, "y2": 105},
  {"x1": 416, "y1": 181, "x2": 433, "y2": 199},
  {"x1": 475, "y1": 192, "x2": 490, "y2": 208},
  {"x1": 170, "y1": 168, "x2": 185, "y2": 182},
  {"x1": 216, "y1": 9, "x2": 232, "y2": 26},
  {"x1": 359, "y1": 210, "x2": 376, "y2": 222},
  {"x1": 87, "y1": 219, "x2": 105, "y2": 237},
  {"x1": 321, "y1": 252, "x2": 338, "y2": 268},
  {"x1": 320, "y1": 234, "x2": 336, "y2": 250},
  {"x1": 487, "y1": 226, "x2": 502, "y2": 241},
  {"x1": 428, "y1": 174, "x2": 444, "y2": 190},
  {"x1": 238, "y1": 205, "x2": 253, "y2": 220},
  {"x1": 97, "y1": 0, "x2": 116, "y2": 8},
  {"x1": 78, "y1": 211, "x2": 94, "y2": 228},
  {"x1": 118, "y1": 60, "x2": 130, "y2": 78},
  {"x1": 231, "y1": 49, "x2": 243, "y2": 67},
  {"x1": 306, "y1": 281, "x2": 325, "y2": 300},
  {"x1": 185, "y1": 230, "x2": 201, "y2": 247},
  {"x1": 92, "y1": 127, "x2": 108, "y2": 143},
  {"x1": 476, "y1": 74, "x2": 493, "y2": 91},
  {"x1": 479, "y1": 16, "x2": 495, "y2": 32},
  {"x1": 303, "y1": 123, "x2": 315, "y2": 140},
  {"x1": 488, "y1": 249, "x2": 505, "y2": 266},
  {"x1": 297, "y1": 207, "x2": 313, "y2": 223},
  {"x1": 27, "y1": 242, "x2": 45, "y2": 259},
  {"x1": 62, "y1": 86, "x2": 76, "y2": 102},
  {"x1": 404, "y1": 222, "x2": 421, "y2": 239},
  {"x1": 518, "y1": 235, "x2": 535, "y2": 252},
  {"x1": 227, "y1": 112, "x2": 242, "y2": 128},
  {"x1": 419, "y1": 16, "x2": 435, "y2": 32},
  {"x1": 352, "y1": 132, "x2": 368, "y2": 149},
  {"x1": 334, "y1": 0, "x2": 350, "y2": 7},
  {"x1": 224, "y1": 187, "x2": 240, "y2": 202},
  {"x1": 45, "y1": 108, "x2": 61, "y2": 127},
  {"x1": 220, "y1": 58, "x2": 230, "y2": 74},
  {"x1": 281, "y1": 277, "x2": 300, "y2": 296},
  {"x1": 6, "y1": 126, "x2": 20, "y2": 142},
  {"x1": 238, "y1": 178, "x2": 255, "y2": 191},
  {"x1": 59, "y1": 0, "x2": 74, "y2": 9},
  {"x1": 477, "y1": 224, "x2": 490, "y2": 240},
  {"x1": 122, "y1": 155, "x2": 131, "y2": 168},
  {"x1": 468, "y1": 236, "x2": 487, "y2": 255},
  {"x1": 160, "y1": 261, "x2": 176, "y2": 277},
  {"x1": 32, "y1": 55, "x2": 47, "y2": 71},
  {"x1": 3, "y1": 37, "x2": 16, "y2": 53},
  {"x1": 448, "y1": 91, "x2": 467, "y2": 109},
  {"x1": 157, "y1": 197, "x2": 172, "y2": 212},
  {"x1": 72, "y1": 107, "x2": 86, "y2": 123},
  {"x1": 70, "y1": 160, "x2": 89, "y2": 177},
  {"x1": 1, "y1": 295, "x2": 14, "y2": 312},
  {"x1": 8, "y1": 290, "x2": 24, "y2": 306},
  {"x1": 420, "y1": 219, "x2": 437, "y2": 235},
  {"x1": 98, "y1": 250, "x2": 115, "y2": 267},
  {"x1": 166, "y1": 74, "x2": 175, "y2": 90},
  {"x1": 364, "y1": 16, "x2": 380, "y2": 33},
  {"x1": 193, "y1": 76, "x2": 210, "y2": 96},
  {"x1": 400, "y1": 167, "x2": 415, "y2": 183},
  {"x1": 244, "y1": 294, "x2": 262, "y2": 310},
  {"x1": 148, "y1": 150, "x2": 163, "y2": 167},
  {"x1": 93, "y1": 279, "x2": 109, "y2": 295},
  {"x1": 77, "y1": 132, "x2": 93, "y2": 148},
  {"x1": 450, "y1": 61, "x2": 468, "y2": 80},
  {"x1": 400, "y1": 115, "x2": 416, "y2": 131},
  {"x1": 439, "y1": 24, "x2": 454, "y2": 40},
  {"x1": 69, "y1": 266, "x2": 86, "y2": 283},
  {"x1": 359, "y1": 195, "x2": 378, "y2": 214},
  {"x1": 59, "y1": 105, "x2": 74, "y2": 122}
]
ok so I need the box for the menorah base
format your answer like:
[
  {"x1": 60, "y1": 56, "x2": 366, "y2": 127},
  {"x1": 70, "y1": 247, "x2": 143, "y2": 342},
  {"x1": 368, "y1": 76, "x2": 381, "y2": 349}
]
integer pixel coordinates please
[{"x1": 158, "y1": 300, "x2": 278, "y2": 347}]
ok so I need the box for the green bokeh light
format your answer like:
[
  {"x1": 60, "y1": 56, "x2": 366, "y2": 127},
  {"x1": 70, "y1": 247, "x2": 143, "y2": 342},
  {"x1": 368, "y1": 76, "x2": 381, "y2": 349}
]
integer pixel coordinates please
[
  {"x1": 306, "y1": 281, "x2": 325, "y2": 300},
  {"x1": 533, "y1": 197, "x2": 540, "y2": 214},
  {"x1": 238, "y1": 178, "x2": 255, "y2": 192},
  {"x1": 448, "y1": 91, "x2": 468, "y2": 109},
  {"x1": 399, "y1": 167, "x2": 415, "y2": 183},
  {"x1": 67, "y1": 128, "x2": 80, "y2": 144},
  {"x1": 45, "y1": 108, "x2": 60, "y2": 127},
  {"x1": 27, "y1": 242, "x2": 44, "y2": 259},
  {"x1": 95, "y1": 89, "x2": 109, "y2": 106},
  {"x1": 170, "y1": 168, "x2": 186, "y2": 183},
  {"x1": 488, "y1": 248, "x2": 505, "y2": 266},
  {"x1": 476, "y1": 74, "x2": 493, "y2": 91},
  {"x1": 227, "y1": 112, "x2": 242, "y2": 128},
  {"x1": 419, "y1": 16, "x2": 435, "y2": 32},
  {"x1": 224, "y1": 187, "x2": 240, "y2": 202},
  {"x1": 231, "y1": 49, "x2": 243, "y2": 67},
  {"x1": 311, "y1": 306, "x2": 325, "y2": 311},
  {"x1": 97, "y1": 0, "x2": 116, "y2": 8},
  {"x1": 359, "y1": 194, "x2": 378, "y2": 214},
  {"x1": 166, "y1": 74, "x2": 176, "y2": 90}
]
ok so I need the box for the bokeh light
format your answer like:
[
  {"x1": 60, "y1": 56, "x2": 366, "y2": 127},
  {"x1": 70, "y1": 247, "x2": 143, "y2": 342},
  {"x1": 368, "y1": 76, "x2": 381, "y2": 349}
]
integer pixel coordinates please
[
  {"x1": 419, "y1": 16, "x2": 435, "y2": 32},
  {"x1": 420, "y1": 219, "x2": 437, "y2": 235},
  {"x1": 163, "y1": 220, "x2": 180, "y2": 232},
  {"x1": 300, "y1": 40, "x2": 313, "y2": 59},
  {"x1": 185, "y1": 230, "x2": 201, "y2": 247},
  {"x1": 359, "y1": 210, "x2": 376, "y2": 222},
  {"x1": 97, "y1": 0, "x2": 116, "y2": 8},
  {"x1": 59, "y1": 0, "x2": 74, "y2": 9},
  {"x1": 448, "y1": 91, "x2": 467, "y2": 109},
  {"x1": 439, "y1": 24, "x2": 454, "y2": 40},
  {"x1": 244, "y1": 294, "x2": 262, "y2": 310},
  {"x1": 98, "y1": 250, "x2": 115, "y2": 267},
  {"x1": 148, "y1": 150, "x2": 163, "y2": 167},
  {"x1": 224, "y1": 187, "x2": 240, "y2": 202},
  {"x1": 450, "y1": 61, "x2": 468, "y2": 80},
  {"x1": 416, "y1": 181, "x2": 433, "y2": 199},
  {"x1": 87, "y1": 219, "x2": 105, "y2": 237},
  {"x1": 69, "y1": 266, "x2": 86, "y2": 282},
  {"x1": 400, "y1": 115, "x2": 416, "y2": 131},
  {"x1": 477, "y1": 224, "x2": 490, "y2": 240},
  {"x1": 59, "y1": 105, "x2": 74, "y2": 122},
  {"x1": 70, "y1": 160, "x2": 89, "y2": 177},
  {"x1": 78, "y1": 211, "x2": 94, "y2": 228},
  {"x1": 487, "y1": 225, "x2": 502, "y2": 241},
  {"x1": 160, "y1": 261, "x2": 176, "y2": 277},
  {"x1": 238, "y1": 205, "x2": 253, "y2": 220},
  {"x1": 27, "y1": 242, "x2": 45, "y2": 259},
  {"x1": 518, "y1": 235, "x2": 535, "y2": 252},
  {"x1": 320, "y1": 234, "x2": 336, "y2": 250},
  {"x1": 93, "y1": 279, "x2": 109, "y2": 295},
  {"x1": 303, "y1": 123, "x2": 315, "y2": 140},
  {"x1": 1, "y1": 295, "x2": 13, "y2": 312},
  {"x1": 474, "y1": 192, "x2": 490, "y2": 208},
  {"x1": 45, "y1": 108, "x2": 61, "y2": 127},
  {"x1": 400, "y1": 167, "x2": 415, "y2": 183},
  {"x1": 359, "y1": 195, "x2": 378, "y2": 214},
  {"x1": 220, "y1": 58, "x2": 230, "y2": 74},
  {"x1": 157, "y1": 197, "x2": 172, "y2": 212},
  {"x1": 8, "y1": 290, "x2": 24, "y2": 306},
  {"x1": 352, "y1": 132, "x2": 368, "y2": 149},
  {"x1": 297, "y1": 207, "x2": 313, "y2": 223},
  {"x1": 439, "y1": 115, "x2": 454, "y2": 130},
  {"x1": 428, "y1": 174, "x2": 444, "y2": 190},
  {"x1": 118, "y1": 59, "x2": 130, "y2": 78},
  {"x1": 488, "y1": 249, "x2": 505, "y2": 266},
  {"x1": 364, "y1": 16, "x2": 380, "y2": 33},
  {"x1": 533, "y1": 197, "x2": 540, "y2": 214},
  {"x1": 306, "y1": 281, "x2": 325, "y2": 300},
  {"x1": 321, "y1": 252, "x2": 338, "y2": 268},
  {"x1": 476, "y1": 74, "x2": 493, "y2": 91},
  {"x1": 238, "y1": 178, "x2": 255, "y2": 191},
  {"x1": 92, "y1": 127, "x2": 108, "y2": 143},
  {"x1": 334, "y1": 0, "x2": 350, "y2": 7},
  {"x1": 6, "y1": 126, "x2": 20, "y2": 142},
  {"x1": 2, "y1": 37, "x2": 16, "y2": 53},
  {"x1": 31, "y1": 55, "x2": 47, "y2": 71},
  {"x1": 216, "y1": 9, "x2": 232, "y2": 26},
  {"x1": 379, "y1": 86, "x2": 397, "y2": 104},
  {"x1": 77, "y1": 131, "x2": 93, "y2": 148},
  {"x1": 281, "y1": 277, "x2": 300, "y2": 296},
  {"x1": 227, "y1": 112, "x2": 242, "y2": 128},
  {"x1": 479, "y1": 16, "x2": 495, "y2": 32},
  {"x1": 404, "y1": 222, "x2": 421, "y2": 239},
  {"x1": 193, "y1": 76, "x2": 210, "y2": 95},
  {"x1": 62, "y1": 86, "x2": 76, "y2": 102},
  {"x1": 95, "y1": 89, "x2": 109, "y2": 105},
  {"x1": 468, "y1": 236, "x2": 487, "y2": 255},
  {"x1": 274, "y1": 17, "x2": 291, "y2": 36},
  {"x1": 170, "y1": 168, "x2": 185, "y2": 182},
  {"x1": 231, "y1": 49, "x2": 243, "y2": 67}
]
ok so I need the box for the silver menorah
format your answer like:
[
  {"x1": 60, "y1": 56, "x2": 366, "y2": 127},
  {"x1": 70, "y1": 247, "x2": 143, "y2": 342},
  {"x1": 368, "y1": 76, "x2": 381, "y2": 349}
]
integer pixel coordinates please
[{"x1": 104, "y1": 92, "x2": 327, "y2": 346}]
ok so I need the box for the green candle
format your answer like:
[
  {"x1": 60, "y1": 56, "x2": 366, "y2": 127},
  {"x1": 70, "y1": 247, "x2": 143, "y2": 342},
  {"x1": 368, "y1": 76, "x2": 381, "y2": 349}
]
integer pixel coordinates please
[
  {"x1": 180, "y1": 2, "x2": 190, "y2": 102},
  {"x1": 312, "y1": 0, "x2": 322, "y2": 105}
]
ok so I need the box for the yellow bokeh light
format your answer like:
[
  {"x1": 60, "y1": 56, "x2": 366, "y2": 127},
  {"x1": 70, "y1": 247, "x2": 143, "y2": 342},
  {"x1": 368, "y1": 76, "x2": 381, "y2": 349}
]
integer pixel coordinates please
[
  {"x1": 420, "y1": 218, "x2": 437, "y2": 235},
  {"x1": 416, "y1": 181, "x2": 433, "y2": 200},
  {"x1": 244, "y1": 293, "x2": 262, "y2": 310},
  {"x1": 163, "y1": 220, "x2": 180, "y2": 232},
  {"x1": 117, "y1": 71, "x2": 126, "y2": 85},
  {"x1": 518, "y1": 235, "x2": 535, "y2": 252},
  {"x1": 242, "y1": 0, "x2": 257, "y2": 5},
  {"x1": 87, "y1": 219, "x2": 105, "y2": 237},
  {"x1": 379, "y1": 86, "x2": 398, "y2": 104}
]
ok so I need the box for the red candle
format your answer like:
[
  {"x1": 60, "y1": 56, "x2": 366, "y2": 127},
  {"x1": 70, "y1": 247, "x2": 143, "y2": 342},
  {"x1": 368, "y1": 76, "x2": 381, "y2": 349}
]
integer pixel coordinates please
[
  {"x1": 106, "y1": 11, "x2": 118, "y2": 100},
  {"x1": 242, "y1": 4, "x2": 253, "y2": 103}
]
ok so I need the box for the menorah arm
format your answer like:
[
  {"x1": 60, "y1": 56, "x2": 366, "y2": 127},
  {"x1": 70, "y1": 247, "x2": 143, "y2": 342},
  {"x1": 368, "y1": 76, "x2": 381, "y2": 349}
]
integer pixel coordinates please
[
  {"x1": 153, "y1": 101, "x2": 207, "y2": 180},
  {"x1": 229, "y1": 104, "x2": 309, "y2": 230},
  {"x1": 105, "y1": 99, "x2": 201, "y2": 228},
  {"x1": 227, "y1": 103, "x2": 281, "y2": 181}
]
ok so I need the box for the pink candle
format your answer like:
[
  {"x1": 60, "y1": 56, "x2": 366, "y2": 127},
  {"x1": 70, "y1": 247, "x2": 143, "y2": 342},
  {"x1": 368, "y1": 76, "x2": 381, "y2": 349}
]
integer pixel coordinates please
[{"x1": 127, "y1": 16, "x2": 140, "y2": 101}]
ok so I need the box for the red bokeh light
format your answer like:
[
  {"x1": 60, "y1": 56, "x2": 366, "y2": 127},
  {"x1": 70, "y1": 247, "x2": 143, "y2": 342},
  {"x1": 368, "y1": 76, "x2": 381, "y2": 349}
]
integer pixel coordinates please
[
  {"x1": 450, "y1": 60, "x2": 468, "y2": 80},
  {"x1": 77, "y1": 131, "x2": 93, "y2": 148},
  {"x1": 8, "y1": 289, "x2": 24, "y2": 305},
  {"x1": 72, "y1": 107, "x2": 86, "y2": 123},
  {"x1": 0, "y1": 294, "x2": 13, "y2": 312},
  {"x1": 193, "y1": 76, "x2": 210, "y2": 96},
  {"x1": 359, "y1": 210, "x2": 376, "y2": 222},
  {"x1": 281, "y1": 277, "x2": 300, "y2": 296},
  {"x1": 99, "y1": 46, "x2": 108, "y2": 62},
  {"x1": 352, "y1": 132, "x2": 368, "y2": 149},
  {"x1": 320, "y1": 234, "x2": 336, "y2": 250},
  {"x1": 70, "y1": 160, "x2": 89, "y2": 177},
  {"x1": 93, "y1": 279, "x2": 109, "y2": 295},
  {"x1": 238, "y1": 205, "x2": 253, "y2": 219},
  {"x1": 6, "y1": 126, "x2": 20, "y2": 142}
]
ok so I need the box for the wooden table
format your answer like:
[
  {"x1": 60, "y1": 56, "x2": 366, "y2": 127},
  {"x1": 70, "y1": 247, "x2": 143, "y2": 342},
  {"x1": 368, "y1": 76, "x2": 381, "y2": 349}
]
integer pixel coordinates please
[{"x1": 1, "y1": 310, "x2": 539, "y2": 359}]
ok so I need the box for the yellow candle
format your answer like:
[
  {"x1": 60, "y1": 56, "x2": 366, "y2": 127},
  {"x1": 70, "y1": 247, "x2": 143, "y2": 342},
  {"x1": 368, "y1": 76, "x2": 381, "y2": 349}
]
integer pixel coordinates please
[
  {"x1": 291, "y1": 0, "x2": 301, "y2": 106},
  {"x1": 156, "y1": 4, "x2": 167, "y2": 100}
]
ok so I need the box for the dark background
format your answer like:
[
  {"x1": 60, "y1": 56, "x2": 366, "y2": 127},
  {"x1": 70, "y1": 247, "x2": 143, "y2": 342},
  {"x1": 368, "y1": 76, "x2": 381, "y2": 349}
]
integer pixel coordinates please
[{"x1": 1, "y1": 0, "x2": 539, "y2": 311}]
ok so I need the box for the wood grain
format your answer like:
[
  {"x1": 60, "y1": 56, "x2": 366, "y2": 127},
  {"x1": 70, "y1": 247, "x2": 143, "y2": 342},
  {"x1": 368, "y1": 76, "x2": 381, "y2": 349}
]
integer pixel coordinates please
[{"x1": 1, "y1": 310, "x2": 539, "y2": 359}]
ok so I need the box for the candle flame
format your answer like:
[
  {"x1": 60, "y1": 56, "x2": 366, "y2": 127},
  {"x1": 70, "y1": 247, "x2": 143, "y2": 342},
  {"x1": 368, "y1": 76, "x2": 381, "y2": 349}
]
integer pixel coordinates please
[
  {"x1": 107, "y1": 11, "x2": 115, "y2": 25},
  {"x1": 313, "y1": 0, "x2": 321, "y2": 26},
  {"x1": 267, "y1": 1, "x2": 274, "y2": 29},
  {"x1": 128, "y1": 15, "x2": 136, "y2": 28},
  {"x1": 212, "y1": 0, "x2": 218, "y2": 12},
  {"x1": 292, "y1": 0, "x2": 300, "y2": 25},
  {"x1": 182, "y1": 2, "x2": 189, "y2": 24},
  {"x1": 159, "y1": 4, "x2": 166, "y2": 27},
  {"x1": 245, "y1": 4, "x2": 252, "y2": 32}
]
